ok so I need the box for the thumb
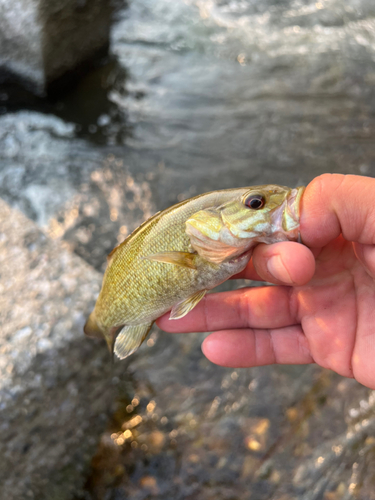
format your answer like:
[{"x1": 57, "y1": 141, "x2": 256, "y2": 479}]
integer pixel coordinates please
[{"x1": 301, "y1": 174, "x2": 375, "y2": 247}]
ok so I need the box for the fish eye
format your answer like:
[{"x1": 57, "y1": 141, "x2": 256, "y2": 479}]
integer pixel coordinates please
[{"x1": 244, "y1": 194, "x2": 265, "y2": 210}]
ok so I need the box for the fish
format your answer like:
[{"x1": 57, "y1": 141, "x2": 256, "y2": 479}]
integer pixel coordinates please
[{"x1": 84, "y1": 184, "x2": 305, "y2": 360}]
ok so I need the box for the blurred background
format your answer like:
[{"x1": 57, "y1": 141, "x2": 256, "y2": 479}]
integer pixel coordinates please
[{"x1": 1, "y1": 0, "x2": 375, "y2": 499}]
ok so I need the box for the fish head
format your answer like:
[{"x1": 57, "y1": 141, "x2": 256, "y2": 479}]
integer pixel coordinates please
[{"x1": 186, "y1": 185, "x2": 304, "y2": 264}]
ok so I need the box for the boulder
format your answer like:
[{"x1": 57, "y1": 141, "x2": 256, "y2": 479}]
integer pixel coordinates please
[
  {"x1": 0, "y1": 0, "x2": 111, "y2": 95},
  {"x1": 0, "y1": 198, "x2": 123, "y2": 500}
]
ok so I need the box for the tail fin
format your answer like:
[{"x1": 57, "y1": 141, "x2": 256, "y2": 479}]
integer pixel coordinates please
[{"x1": 84, "y1": 312, "x2": 104, "y2": 339}]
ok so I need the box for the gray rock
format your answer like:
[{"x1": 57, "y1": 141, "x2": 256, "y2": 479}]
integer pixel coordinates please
[
  {"x1": 0, "y1": 0, "x2": 111, "y2": 94},
  {"x1": 0, "y1": 198, "x2": 123, "y2": 500},
  {"x1": 0, "y1": 110, "x2": 112, "y2": 240}
]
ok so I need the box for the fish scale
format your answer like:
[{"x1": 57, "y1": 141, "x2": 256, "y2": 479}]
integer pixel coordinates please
[{"x1": 84, "y1": 185, "x2": 304, "y2": 359}]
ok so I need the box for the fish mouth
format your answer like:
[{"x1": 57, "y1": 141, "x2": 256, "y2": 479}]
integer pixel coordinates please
[{"x1": 282, "y1": 186, "x2": 305, "y2": 238}]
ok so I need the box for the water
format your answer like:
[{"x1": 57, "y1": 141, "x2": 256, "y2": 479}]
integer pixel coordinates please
[{"x1": 2, "y1": 0, "x2": 375, "y2": 498}]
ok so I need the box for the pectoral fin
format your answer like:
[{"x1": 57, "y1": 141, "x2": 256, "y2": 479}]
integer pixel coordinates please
[
  {"x1": 170, "y1": 290, "x2": 206, "y2": 320},
  {"x1": 114, "y1": 323, "x2": 153, "y2": 360},
  {"x1": 144, "y1": 251, "x2": 197, "y2": 270}
]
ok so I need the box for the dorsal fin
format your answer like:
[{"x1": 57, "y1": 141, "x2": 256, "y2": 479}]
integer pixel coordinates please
[
  {"x1": 107, "y1": 244, "x2": 120, "y2": 261},
  {"x1": 106, "y1": 210, "x2": 163, "y2": 263}
]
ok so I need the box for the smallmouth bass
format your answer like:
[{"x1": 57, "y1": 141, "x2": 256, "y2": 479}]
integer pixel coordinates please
[{"x1": 84, "y1": 185, "x2": 304, "y2": 359}]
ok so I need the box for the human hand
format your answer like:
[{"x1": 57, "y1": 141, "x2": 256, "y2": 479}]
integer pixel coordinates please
[{"x1": 157, "y1": 174, "x2": 375, "y2": 389}]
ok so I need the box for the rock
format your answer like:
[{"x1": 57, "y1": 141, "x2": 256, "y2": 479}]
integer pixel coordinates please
[
  {"x1": 0, "y1": 198, "x2": 123, "y2": 500},
  {"x1": 0, "y1": 112, "x2": 154, "y2": 272},
  {"x1": 0, "y1": 0, "x2": 111, "y2": 95}
]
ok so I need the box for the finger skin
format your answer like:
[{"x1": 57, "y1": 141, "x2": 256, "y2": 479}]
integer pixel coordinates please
[
  {"x1": 354, "y1": 242, "x2": 375, "y2": 280},
  {"x1": 301, "y1": 173, "x2": 375, "y2": 247},
  {"x1": 247, "y1": 242, "x2": 315, "y2": 285},
  {"x1": 156, "y1": 286, "x2": 297, "y2": 333},
  {"x1": 201, "y1": 327, "x2": 314, "y2": 367},
  {"x1": 302, "y1": 175, "x2": 375, "y2": 388},
  {"x1": 350, "y1": 242, "x2": 375, "y2": 389}
]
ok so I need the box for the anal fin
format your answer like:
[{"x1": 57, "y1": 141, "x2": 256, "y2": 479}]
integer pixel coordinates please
[
  {"x1": 170, "y1": 290, "x2": 206, "y2": 320},
  {"x1": 114, "y1": 322, "x2": 153, "y2": 360}
]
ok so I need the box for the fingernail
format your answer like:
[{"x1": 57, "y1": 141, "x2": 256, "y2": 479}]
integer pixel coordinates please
[{"x1": 267, "y1": 255, "x2": 293, "y2": 284}]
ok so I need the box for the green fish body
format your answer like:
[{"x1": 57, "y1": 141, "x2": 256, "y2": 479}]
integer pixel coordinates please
[{"x1": 84, "y1": 185, "x2": 304, "y2": 359}]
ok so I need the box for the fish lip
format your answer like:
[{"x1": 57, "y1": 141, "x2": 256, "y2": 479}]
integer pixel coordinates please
[
  {"x1": 282, "y1": 186, "x2": 305, "y2": 238},
  {"x1": 288, "y1": 186, "x2": 305, "y2": 223}
]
